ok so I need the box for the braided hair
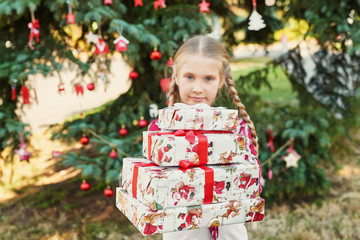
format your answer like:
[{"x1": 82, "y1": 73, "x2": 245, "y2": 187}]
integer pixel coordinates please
[{"x1": 168, "y1": 35, "x2": 259, "y2": 156}]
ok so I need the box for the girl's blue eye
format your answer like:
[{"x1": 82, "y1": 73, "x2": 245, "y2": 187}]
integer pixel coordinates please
[
  {"x1": 187, "y1": 76, "x2": 194, "y2": 80},
  {"x1": 205, "y1": 77, "x2": 213, "y2": 81}
]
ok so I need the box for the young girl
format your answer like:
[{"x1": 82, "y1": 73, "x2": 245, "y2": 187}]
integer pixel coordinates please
[{"x1": 149, "y1": 35, "x2": 261, "y2": 240}]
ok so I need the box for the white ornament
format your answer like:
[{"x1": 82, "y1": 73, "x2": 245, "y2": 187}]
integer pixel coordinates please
[
  {"x1": 248, "y1": 10, "x2": 266, "y2": 31},
  {"x1": 283, "y1": 151, "x2": 301, "y2": 168},
  {"x1": 149, "y1": 104, "x2": 159, "y2": 118},
  {"x1": 265, "y1": 0, "x2": 275, "y2": 6},
  {"x1": 85, "y1": 31, "x2": 99, "y2": 44}
]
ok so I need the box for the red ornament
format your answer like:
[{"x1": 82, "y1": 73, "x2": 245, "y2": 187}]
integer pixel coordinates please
[
  {"x1": 80, "y1": 136, "x2": 89, "y2": 145},
  {"x1": 119, "y1": 127, "x2": 128, "y2": 136},
  {"x1": 75, "y1": 84, "x2": 84, "y2": 96},
  {"x1": 268, "y1": 169, "x2": 273, "y2": 180},
  {"x1": 139, "y1": 117, "x2": 148, "y2": 128},
  {"x1": 199, "y1": 0, "x2": 210, "y2": 13},
  {"x1": 134, "y1": 0, "x2": 143, "y2": 6},
  {"x1": 150, "y1": 49, "x2": 162, "y2": 60},
  {"x1": 104, "y1": 0, "x2": 113, "y2": 5},
  {"x1": 104, "y1": 186, "x2": 114, "y2": 197},
  {"x1": 66, "y1": 12, "x2": 76, "y2": 24},
  {"x1": 58, "y1": 83, "x2": 65, "y2": 95},
  {"x1": 154, "y1": 0, "x2": 166, "y2": 10},
  {"x1": 11, "y1": 85, "x2": 16, "y2": 101},
  {"x1": 109, "y1": 149, "x2": 118, "y2": 159},
  {"x1": 160, "y1": 78, "x2": 171, "y2": 93},
  {"x1": 336, "y1": 34, "x2": 342, "y2": 41},
  {"x1": 94, "y1": 38, "x2": 110, "y2": 55},
  {"x1": 266, "y1": 128, "x2": 275, "y2": 153},
  {"x1": 21, "y1": 85, "x2": 30, "y2": 104},
  {"x1": 167, "y1": 58, "x2": 174, "y2": 67},
  {"x1": 87, "y1": 83, "x2": 95, "y2": 91},
  {"x1": 28, "y1": 19, "x2": 40, "y2": 50},
  {"x1": 129, "y1": 71, "x2": 139, "y2": 79},
  {"x1": 81, "y1": 180, "x2": 90, "y2": 191}
]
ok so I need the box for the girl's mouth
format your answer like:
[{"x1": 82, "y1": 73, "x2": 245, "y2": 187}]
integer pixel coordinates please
[{"x1": 190, "y1": 97, "x2": 205, "y2": 102}]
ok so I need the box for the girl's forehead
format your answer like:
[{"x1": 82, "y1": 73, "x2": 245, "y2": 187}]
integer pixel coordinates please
[{"x1": 177, "y1": 53, "x2": 223, "y2": 72}]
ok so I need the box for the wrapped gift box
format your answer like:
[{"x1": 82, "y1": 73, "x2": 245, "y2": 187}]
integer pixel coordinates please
[
  {"x1": 158, "y1": 103, "x2": 239, "y2": 131},
  {"x1": 121, "y1": 157, "x2": 260, "y2": 211},
  {"x1": 116, "y1": 187, "x2": 265, "y2": 236},
  {"x1": 143, "y1": 130, "x2": 256, "y2": 167}
]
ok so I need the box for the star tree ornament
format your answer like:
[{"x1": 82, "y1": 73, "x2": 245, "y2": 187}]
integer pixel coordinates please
[
  {"x1": 85, "y1": 31, "x2": 99, "y2": 44},
  {"x1": 282, "y1": 139, "x2": 301, "y2": 168},
  {"x1": 248, "y1": 0, "x2": 266, "y2": 31},
  {"x1": 198, "y1": 0, "x2": 210, "y2": 13},
  {"x1": 66, "y1": 0, "x2": 76, "y2": 25}
]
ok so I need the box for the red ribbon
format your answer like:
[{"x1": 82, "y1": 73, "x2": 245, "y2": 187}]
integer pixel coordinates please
[
  {"x1": 147, "y1": 129, "x2": 232, "y2": 166},
  {"x1": 132, "y1": 162, "x2": 157, "y2": 199}
]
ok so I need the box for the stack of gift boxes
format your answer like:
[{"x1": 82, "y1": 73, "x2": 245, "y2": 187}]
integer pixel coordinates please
[{"x1": 116, "y1": 103, "x2": 265, "y2": 236}]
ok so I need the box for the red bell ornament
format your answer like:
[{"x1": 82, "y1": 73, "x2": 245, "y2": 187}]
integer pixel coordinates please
[
  {"x1": 109, "y1": 149, "x2": 118, "y2": 159},
  {"x1": 80, "y1": 135, "x2": 89, "y2": 145},
  {"x1": 81, "y1": 180, "x2": 90, "y2": 191},
  {"x1": 119, "y1": 125, "x2": 128, "y2": 136},
  {"x1": 104, "y1": 0, "x2": 113, "y2": 5},
  {"x1": 150, "y1": 49, "x2": 162, "y2": 60},
  {"x1": 129, "y1": 71, "x2": 139, "y2": 80},
  {"x1": 138, "y1": 117, "x2": 148, "y2": 128},
  {"x1": 104, "y1": 186, "x2": 114, "y2": 197},
  {"x1": 167, "y1": 57, "x2": 174, "y2": 67},
  {"x1": 66, "y1": 12, "x2": 76, "y2": 24},
  {"x1": 87, "y1": 83, "x2": 95, "y2": 91}
]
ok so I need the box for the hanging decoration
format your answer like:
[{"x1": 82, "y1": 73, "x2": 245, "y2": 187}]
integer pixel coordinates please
[
  {"x1": 15, "y1": 133, "x2": 31, "y2": 163},
  {"x1": 265, "y1": 0, "x2": 275, "y2": 6},
  {"x1": 109, "y1": 149, "x2": 118, "y2": 159},
  {"x1": 198, "y1": 0, "x2": 210, "y2": 13},
  {"x1": 66, "y1": 0, "x2": 76, "y2": 25},
  {"x1": 138, "y1": 116, "x2": 148, "y2": 128},
  {"x1": 58, "y1": 82, "x2": 66, "y2": 95},
  {"x1": 28, "y1": 8, "x2": 40, "y2": 50},
  {"x1": 160, "y1": 78, "x2": 171, "y2": 93},
  {"x1": 80, "y1": 135, "x2": 89, "y2": 145},
  {"x1": 119, "y1": 125, "x2": 128, "y2": 136},
  {"x1": 11, "y1": 85, "x2": 16, "y2": 101},
  {"x1": 114, "y1": 35, "x2": 129, "y2": 52},
  {"x1": 266, "y1": 127, "x2": 275, "y2": 153},
  {"x1": 104, "y1": 0, "x2": 113, "y2": 5},
  {"x1": 85, "y1": 31, "x2": 99, "y2": 44},
  {"x1": 282, "y1": 139, "x2": 301, "y2": 168},
  {"x1": 129, "y1": 70, "x2": 139, "y2": 80},
  {"x1": 150, "y1": 48, "x2": 162, "y2": 60},
  {"x1": 104, "y1": 186, "x2": 114, "y2": 197},
  {"x1": 166, "y1": 57, "x2": 174, "y2": 67},
  {"x1": 134, "y1": 0, "x2": 143, "y2": 7},
  {"x1": 153, "y1": 0, "x2": 166, "y2": 10},
  {"x1": 80, "y1": 180, "x2": 91, "y2": 191},
  {"x1": 75, "y1": 84, "x2": 84, "y2": 96},
  {"x1": 149, "y1": 104, "x2": 159, "y2": 118},
  {"x1": 87, "y1": 83, "x2": 95, "y2": 91},
  {"x1": 21, "y1": 85, "x2": 30, "y2": 104},
  {"x1": 248, "y1": 0, "x2": 266, "y2": 31},
  {"x1": 94, "y1": 38, "x2": 110, "y2": 55}
]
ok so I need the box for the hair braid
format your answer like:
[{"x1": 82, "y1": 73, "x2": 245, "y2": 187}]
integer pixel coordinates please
[
  {"x1": 224, "y1": 68, "x2": 259, "y2": 156},
  {"x1": 168, "y1": 75, "x2": 179, "y2": 106}
]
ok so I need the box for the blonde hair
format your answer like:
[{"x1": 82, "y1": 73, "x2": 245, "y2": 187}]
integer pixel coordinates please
[{"x1": 168, "y1": 35, "x2": 259, "y2": 156}]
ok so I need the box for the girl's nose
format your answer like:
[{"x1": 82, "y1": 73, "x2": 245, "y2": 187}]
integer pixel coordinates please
[{"x1": 192, "y1": 79, "x2": 203, "y2": 93}]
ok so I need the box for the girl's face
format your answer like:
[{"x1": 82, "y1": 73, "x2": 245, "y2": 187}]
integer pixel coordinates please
[{"x1": 175, "y1": 54, "x2": 224, "y2": 106}]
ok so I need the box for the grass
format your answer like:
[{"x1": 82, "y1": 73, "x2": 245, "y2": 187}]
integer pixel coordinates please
[{"x1": 231, "y1": 57, "x2": 298, "y2": 105}]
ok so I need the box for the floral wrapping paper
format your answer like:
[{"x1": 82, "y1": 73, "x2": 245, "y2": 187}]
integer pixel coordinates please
[
  {"x1": 116, "y1": 187, "x2": 265, "y2": 236},
  {"x1": 158, "y1": 103, "x2": 239, "y2": 131},
  {"x1": 121, "y1": 157, "x2": 260, "y2": 211},
  {"x1": 143, "y1": 130, "x2": 256, "y2": 167}
]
